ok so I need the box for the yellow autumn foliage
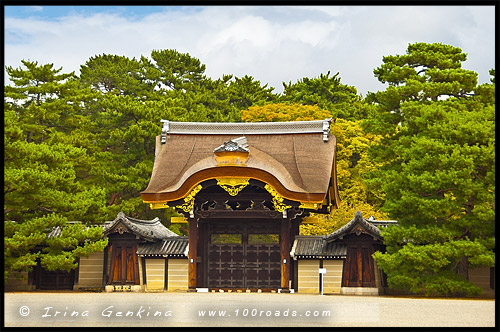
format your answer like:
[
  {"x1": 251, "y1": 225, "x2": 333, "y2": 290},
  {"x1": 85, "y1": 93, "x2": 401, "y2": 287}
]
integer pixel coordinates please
[
  {"x1": 242, "y1": 102, "x2": 331, "y2": 122},
  {"x1": 242, "y1": 102, "x2": 388, "y2": 236}
]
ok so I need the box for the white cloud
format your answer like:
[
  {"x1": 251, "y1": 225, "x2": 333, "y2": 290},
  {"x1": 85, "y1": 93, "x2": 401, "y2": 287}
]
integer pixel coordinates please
[
  {"x1": 4, "y1": 6, "x2": 495, "y2": 95},
  {"x1": 26, "y1": 6, "x2": 44, "y2": 13}
]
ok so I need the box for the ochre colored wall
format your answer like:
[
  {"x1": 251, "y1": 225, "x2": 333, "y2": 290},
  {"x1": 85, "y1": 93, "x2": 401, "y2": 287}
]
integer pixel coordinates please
[
  {"x1": 469, "y1": 266, "x2": 494, "y2": 295},
  {"x1": 138, "y1": 258, "x2": 143, "y2": 286},
  {"x1": 75, "y1": 251, "x2": 104, "y2": 289},
  {"x1": 322, "y1": 260, "x2": 343, "y2": 294},
  {"x1": 297, "y1": 260, "x2": 320, "y2": 293},
  {"x1": 145, "y1": 258, "x2": 165, "y2": 291},
  {"x1": 167, "y1": 258, "x2": 188, "y2": 291}
]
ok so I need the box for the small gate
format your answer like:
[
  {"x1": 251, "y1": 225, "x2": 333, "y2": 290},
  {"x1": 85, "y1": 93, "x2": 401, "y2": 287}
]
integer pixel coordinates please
[
  {"x1": 342, "y1": 244, "x2": 376, "y2": 287},
  {"x1": 108, "y1": 241, "x2": 140, "y2": 285}
]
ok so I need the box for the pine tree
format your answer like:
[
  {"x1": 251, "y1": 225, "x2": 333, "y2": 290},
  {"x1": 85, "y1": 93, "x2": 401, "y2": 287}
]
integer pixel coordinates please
[
  {"x1": 281, "y1": 71, "x2": 367, "y2": 120},
  {"x1": 4, "y1": 60, "x2": 108, "y2": 280},
  {"x1": 364, "y1": 43, "x2": 495, "y2": 296}
]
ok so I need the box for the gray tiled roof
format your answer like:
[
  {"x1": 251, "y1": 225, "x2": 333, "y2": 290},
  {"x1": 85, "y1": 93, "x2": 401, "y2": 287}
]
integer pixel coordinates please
[
  {"x1": 46, "y1": 213, "x2": 180, "y2": 242},
  {"x1": 290, "y1": 236, "x2": 347, "y2": 259},
  {"x1": 324, "y1": 211, "x2": 383, "y2": 242},
  {"x1": 46, "y1": 221, "x2": 91, "y2": 239},
  {"x1": 367, "y1": 219, "x2": 398, "y2": 228},
  {"x1": 324, "y1": 242, "x2": 348, "y2": 257},
  {"x1": 103, "y1": 212, "x2": 178, "y2": 241},
  {"x1": 137, "y1": 237, "x2": 189, "y2": 257}
]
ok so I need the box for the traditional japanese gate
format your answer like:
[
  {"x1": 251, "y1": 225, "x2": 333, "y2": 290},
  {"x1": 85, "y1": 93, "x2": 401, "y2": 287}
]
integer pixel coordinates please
[
  {"x1": 141, "y1": 119, "x2": 341, "y2": 292},
  {"x1": 191, "y1": 181, "x2": 297, "y2": 291}
]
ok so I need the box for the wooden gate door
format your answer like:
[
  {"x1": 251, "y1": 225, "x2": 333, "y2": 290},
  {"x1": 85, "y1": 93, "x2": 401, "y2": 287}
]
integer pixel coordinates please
[
  {"x1": 207, "y1": 222, "x2": 280, "y2": 289},
  {"x1": 245, "y1": 233, "x2": 281, "y2": 289},
  {"x1": 37, "y1": 268, "x2": 75, "y2": 290},
  {"x1": 108, "y1": 243, "x2": 140, "y2": 284},
  {"x1": 343, "y1": 244, "x2": 376, "y2": 287},
  {"x1": 208, "y1": 233, "x2": 245, "y2": 288}
]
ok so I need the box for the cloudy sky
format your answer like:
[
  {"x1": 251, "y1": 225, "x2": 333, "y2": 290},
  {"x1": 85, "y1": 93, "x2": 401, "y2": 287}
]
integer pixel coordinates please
[{"x1": 4, "y1": 5, "x2": 496, "y2": 96}]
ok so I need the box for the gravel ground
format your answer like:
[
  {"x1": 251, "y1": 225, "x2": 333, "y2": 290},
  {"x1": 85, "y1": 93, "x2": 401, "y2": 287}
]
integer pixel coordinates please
[{"x1": 4, "y1": 291, "x2": 495, "y2": 328}]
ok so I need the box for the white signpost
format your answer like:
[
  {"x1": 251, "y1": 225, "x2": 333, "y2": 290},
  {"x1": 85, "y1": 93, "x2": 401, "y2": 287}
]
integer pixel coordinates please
[{"x1": 319, "y1": 268, "x2": 326, "y2": 296}]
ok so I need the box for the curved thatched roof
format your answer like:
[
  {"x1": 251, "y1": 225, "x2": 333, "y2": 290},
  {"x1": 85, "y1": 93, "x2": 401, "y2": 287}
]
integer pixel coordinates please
[{"x1": 141, "y1": 119, "x2": 340, "y2": 207}]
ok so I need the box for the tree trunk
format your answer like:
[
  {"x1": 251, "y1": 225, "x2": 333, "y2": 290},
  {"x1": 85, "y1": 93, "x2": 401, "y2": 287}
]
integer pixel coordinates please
[
  {"x1": 457, "y1": 256, "x2": 469, "y2": 280},
  {"x1": 107, "y1": 192, "x2": 120, "y2": 206}
]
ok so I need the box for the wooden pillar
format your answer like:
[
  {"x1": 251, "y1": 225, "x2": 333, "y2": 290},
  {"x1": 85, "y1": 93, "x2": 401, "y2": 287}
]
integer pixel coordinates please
[
  {"x1": 107, "y1": 244, "x2": 115, "y2": 284},
  {"x1": 356, "y1": 248, "x2": 362, "y2": 287},
  {"x1": 141, "y1": 257, "x2": 147, "y2": 286},
  {"x1": 102, "y1": 245, "x2": 108, "y2": 288},
  {"x1": 280, "y1": 218, "x2": 291, "y2": 291},
  {"x1": 188, "y1": 218, "x2": 198, "y2": 290},
  {"x1": 290, "y1": 219, "x2": 300, "y2": 291},
  {"x1": 133, "y1": 245, "x2": 140, "y2": 284}
]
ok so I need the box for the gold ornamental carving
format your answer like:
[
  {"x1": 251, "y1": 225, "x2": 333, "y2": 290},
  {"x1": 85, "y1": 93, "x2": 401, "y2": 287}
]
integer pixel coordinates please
[
  {"x1": 299, "y1": 202, "x2": 320, "y2": 210},
  {"x1": 175, "y1": 184, "x2": 203, "y2": 212},
  {"x1": 352, "y1": 225, "x2": 365, "y2": 236},
  {"x1": 264, "y1": 184, "x2": 292, "y2": 212},
  {"x1": 217, "y1": 178, "x2": 250, "y2": 196},
  {"x1": 149, "y1": 202, "x2": 169, "y2": 210}
]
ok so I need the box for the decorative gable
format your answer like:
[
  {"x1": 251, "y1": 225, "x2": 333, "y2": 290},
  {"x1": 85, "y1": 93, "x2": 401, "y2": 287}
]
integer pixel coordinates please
[
  {"x1": 103, "y1": 212, "x2": 178, "y2": 242},
  {"x1": 213, "y1": 136, "x2": 250, "y2": 166},
  {"x1": 325, "y1": 211, "x2": 383, "y2": 242},
  {"x1": 213, "y1": 136, "x2": 249, "y2": 153}
]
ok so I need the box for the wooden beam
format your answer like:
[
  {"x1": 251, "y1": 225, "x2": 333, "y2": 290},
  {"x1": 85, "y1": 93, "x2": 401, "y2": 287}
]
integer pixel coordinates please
[
  {"x1": 280, "y1": 219, "x2": 291, "y2": 291},
  {"x1": 289, "y1": 219, "x2": 300, "y2": 291},
  {"x1": 357, "y1": 247, "x2": 362, "y2": 287},
  {"x1": 194, "y1": 209, "x2": 282, "y2": 219},
  {"x1": 197, "y1": 193, "x2": 271, "y2": 201},
  {"x1": 188, "y1": 218, "x2": 198, "y2": 290}
]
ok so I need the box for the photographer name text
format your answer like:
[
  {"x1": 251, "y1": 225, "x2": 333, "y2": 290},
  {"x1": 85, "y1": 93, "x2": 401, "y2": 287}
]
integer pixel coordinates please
[{"x1": 40, "y1": 305, "x2": 172, "y2": 319}]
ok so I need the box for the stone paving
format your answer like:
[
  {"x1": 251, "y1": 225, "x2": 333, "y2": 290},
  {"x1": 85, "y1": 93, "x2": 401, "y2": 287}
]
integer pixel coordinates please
[{"x1": 4, "y1": 291, "x2": 495, "y2": 327}]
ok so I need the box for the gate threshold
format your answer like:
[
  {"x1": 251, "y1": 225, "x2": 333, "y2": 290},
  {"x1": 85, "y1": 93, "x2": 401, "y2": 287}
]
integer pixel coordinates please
[{"x1": 197, "y1": 288, "x2": 294, "y2": 293}]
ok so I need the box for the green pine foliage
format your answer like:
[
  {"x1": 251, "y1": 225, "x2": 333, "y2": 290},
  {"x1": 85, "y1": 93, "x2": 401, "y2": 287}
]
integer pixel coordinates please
[
  {"x1": 281, "y1": 71, "x2": 368, "y2": 120},
  {"x1": 365, "y1": 43, "x2": 495, "y2": 296},
  {"x1": 4, "y1": 61, "x2": 108, "y2": 280}
]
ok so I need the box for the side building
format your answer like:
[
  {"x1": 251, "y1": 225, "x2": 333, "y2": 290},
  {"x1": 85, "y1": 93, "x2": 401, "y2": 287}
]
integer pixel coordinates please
[{"x1": 291, "y1": 211, "x2": 388, "y2": 295}]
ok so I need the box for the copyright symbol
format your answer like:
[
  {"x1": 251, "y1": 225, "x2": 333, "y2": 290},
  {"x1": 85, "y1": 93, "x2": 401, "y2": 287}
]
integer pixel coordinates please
[{"x1": 19, "y1": 306, "x2": 30, "y2": 317}]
